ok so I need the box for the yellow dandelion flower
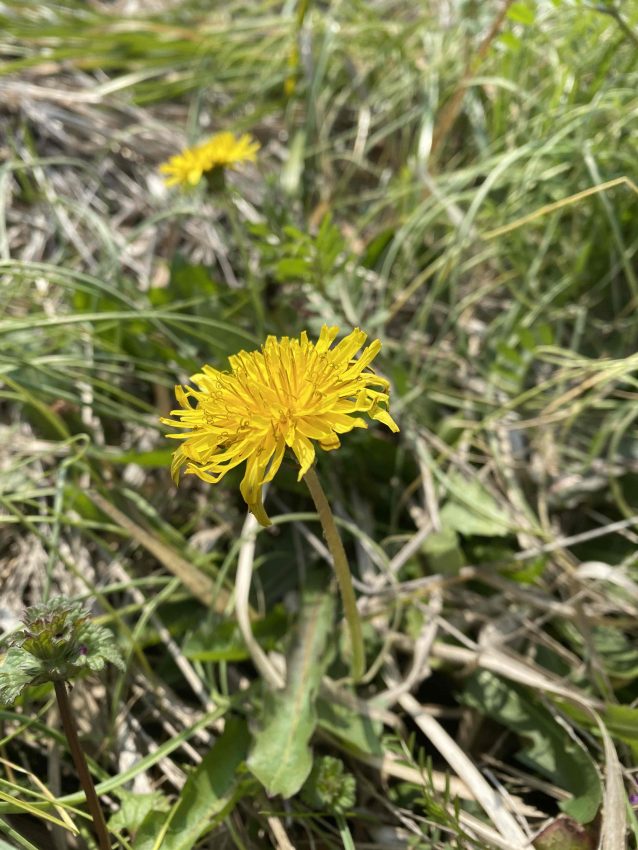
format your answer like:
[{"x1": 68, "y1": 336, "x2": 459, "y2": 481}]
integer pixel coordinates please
[
  {"x1": 162, "y1": 326, "x2": 399, "y2": 526},
  {"x1": 197, "y1": 132, "x2": 260, "y2": 169},
  {"x1": 159, "y1": 131, "x2": 260, "y2": 188},
  {"x1": 159, "y1": 146, "x2": 207, "y2": 188}
]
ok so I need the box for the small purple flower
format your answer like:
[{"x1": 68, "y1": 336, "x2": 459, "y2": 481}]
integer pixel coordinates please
[
  {"x1": 630, "y1": 793, "x2": 638, "y2": 806},
  {"x1": 79, "y1": 644, "x2": 88, "y2": 656}
]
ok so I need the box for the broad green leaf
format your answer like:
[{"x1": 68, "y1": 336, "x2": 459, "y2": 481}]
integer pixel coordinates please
[
  {"x1": 463, "y1": 670, "x2": 601, "y2": 822},
  {"x1": 421, "y1": 527, "x2": 465, "y2": 575},
  {"x1": 592, "y1": 627, "x2": 638, "y2": 680},
  {"x1": 602, "y1": 703, "x2": 638, "y2": 739},
  {"x1": 248, "y1": 577, "x2": 335, "y2": 798},
  {"x1": 274, "y1": 257, "x2": 311, "y2": 280},
  {"x1": 317, "y1": 697, "x2": 383, "y2": 757},
  {"x1": 136, "y1": 717, "x2": 250, "y2": 850},
  {"x1": 183, "y1": 606, "x2": 288, "y2": 662},
  {"x1": 168, "y1": 257, "x2": 218, "y2": 299},
  {"x1": 439, "y1": 475, "x2": 512, "y2": 537},
  {"x1": 109, "y1": 791, "x2": 170, "y2": 834},
  {"x1": 282, "y1": 225, "x2": 307, "y2": 241},
  {"x1": 598, "y1": 704, "x2": 638, "y2": 759},
  {"x1": 507, "y1": 2, "x2": 536, "y2": 25},
  {"x1": 559, "y1": 623, "x2": 638, "y2": 683},
  {"x1": 499, "y1": 32, "x2": 522, "y2": 51}
]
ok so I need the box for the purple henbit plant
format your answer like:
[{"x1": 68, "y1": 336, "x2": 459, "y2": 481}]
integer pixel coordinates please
[{"x1": 0, "y1": 596, "x2": 123, "y2": 850}]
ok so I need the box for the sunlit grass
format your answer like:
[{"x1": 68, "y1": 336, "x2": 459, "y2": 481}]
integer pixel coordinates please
[{"x1": 1, "y1": 0, "x2": 638, "y2": 847}]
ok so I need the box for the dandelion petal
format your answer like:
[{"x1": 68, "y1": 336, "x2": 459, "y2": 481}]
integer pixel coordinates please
[{"x1": 162, "y1": 326, "x2": 398, "y2": 525}]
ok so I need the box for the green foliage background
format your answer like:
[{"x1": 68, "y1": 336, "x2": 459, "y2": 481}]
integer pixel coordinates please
[{"x1": 1, "y1": 0, "x2": 638, "y2": 847}]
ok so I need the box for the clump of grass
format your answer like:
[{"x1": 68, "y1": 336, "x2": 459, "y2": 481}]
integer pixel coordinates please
[{"x1": 0, "y1": 0, "x2": 637, "y2": 848}]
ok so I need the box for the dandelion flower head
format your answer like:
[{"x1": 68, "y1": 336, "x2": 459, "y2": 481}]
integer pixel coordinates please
[
  {"x1": 159, "y1": 131, "x2": 260, "y2": 188},
  {"x1": 162, "y1": 326, "x2": 399, "y2": 526}
]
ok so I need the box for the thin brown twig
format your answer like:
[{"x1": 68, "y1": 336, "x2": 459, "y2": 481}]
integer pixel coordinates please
[
  {"x1": 54, "y1": 681, "x2": 111, "y2": 850},
  {"x1": 430, "y1": 0, "x2": 517, "y2": 161}
]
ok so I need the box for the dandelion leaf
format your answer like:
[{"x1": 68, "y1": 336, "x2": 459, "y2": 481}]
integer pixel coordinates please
[
  {"x1": 439, "y1": 474, "x2": 512, "y2": 537},
  {"x1": 463, "y1": 670, "x2": 601, "y2": 823},
  {"x1": 316, "y1": 696, "x2": 384, "y2": 757},
  {"x1": 248, "y1": 577, "x2": 335, "y2": 798},
  {"x1": 134, "y1": 717, "x2": 250, "y2": 850},
  {"x1": 109, "y1": 791, "x2": 170, "y2": 835}
]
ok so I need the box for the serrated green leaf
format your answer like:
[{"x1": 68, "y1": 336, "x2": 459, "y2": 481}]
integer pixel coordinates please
[
  {"x1": 0, "y1": 598, "x2": 122, "y2": 698},
  {"x1": 0, "y1": 648, "x2": 39, "y2": 705},
  {"x1": 248, "y1": 578, "x2": 335, "y2": 798},
  {"x1": 80, "y1": 621, "x2": 125, "y2": 673}
]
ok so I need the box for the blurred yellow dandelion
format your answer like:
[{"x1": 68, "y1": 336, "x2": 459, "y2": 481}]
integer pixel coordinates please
[
  {"x1": 162, "y1": 326, "x2": 399, "y2": 526},
  {"x1": 159, "y1": 131, "x2": 260, "y2": 188}
]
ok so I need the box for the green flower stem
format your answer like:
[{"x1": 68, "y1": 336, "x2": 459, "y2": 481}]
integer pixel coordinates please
[
  {"x1": 337, "y1": 815, "x2": 356, "y2": 850},
  {"x1": 54, "y1": 681, "x2": 111, "y2": 850},
  {"x1": 303, "y1": 467, "x2": 365, "y2": 682}
]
